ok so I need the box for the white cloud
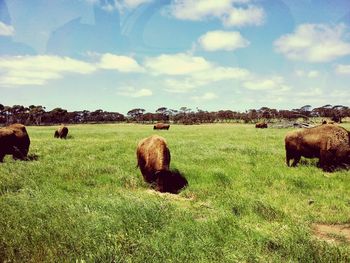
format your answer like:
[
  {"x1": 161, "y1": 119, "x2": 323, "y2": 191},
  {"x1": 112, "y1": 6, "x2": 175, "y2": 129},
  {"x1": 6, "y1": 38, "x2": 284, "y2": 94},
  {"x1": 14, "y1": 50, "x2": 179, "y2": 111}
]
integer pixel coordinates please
[
  {"x1": 295, "y1": 87, "x2": 323, "y2": 97},
  {"x1": 163, "y1": 66, "x2": 250, "y2": 93},
  {"x1": 0, "y1": 22, "x2": 14, "y2": 36},
  {"x1": 164, "y1": 78, "x2": 204, "y2": 93},
  {"x1": 224, "y1": 6, "x2": 265, "y2": 27},
  {"x1": 295, "y1": 69, "x2": 319, "y2": 78},
  {"x1": 124, "y1": 0, "x2": 153, "y2": 8},
  {"x1": 117, "y1": 87, "x2": 152, "y2": 97},
  {"x1": 98, "y1": 53, "x2": 144, "y2": 72},
  {"x1": 88, "y1": 0, "x2": 152, "y2": 12},
  {"x1": 198, "y1": 30, "x2": 249, "y2": 51},
  {"x1": 243, "y1": 76, "x2": 290, "y2": 91},
  {"x1": 0, "y1": 55, "x2": 96, "y2": 86},
  {"x1": 144, "y1": 53, "x2": 212, "y2": 75},
  {"x1": 192, "y1": 66, "x2": 250, "y2": 82},
  {"x1": 168, "y1": 0, "x2": 264, "y2": 27},
  {"x1": 335, "y1": 64, "x2": 350, "y2": 74},
  {"x1": 0, "y1": 53, "x2": 147, "y2": 86},
  {"x1": 274, "y1": 23, "x2": 350, "y2": 63},
  {"x1": 145, "y1": 53, "x2": 251, "y2": 93},
  {"x1": 192, "y1": 92, "x2": 218, "y2": 102}
]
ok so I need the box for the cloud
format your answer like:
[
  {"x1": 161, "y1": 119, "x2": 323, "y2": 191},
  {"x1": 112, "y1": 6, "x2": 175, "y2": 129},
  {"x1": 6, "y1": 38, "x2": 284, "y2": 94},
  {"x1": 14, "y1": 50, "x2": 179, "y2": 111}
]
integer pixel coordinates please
[
  {"x1": 0, "y1": 53, "x2": 146, "y2": 86},
  {"x1": 198, "y1": 30, "x2": 249, "y2": 51},
  {"x1": 164, "y1": 78, "x2": 203, "y2": 93},
  {"x1": 0, "y1": 55, "x2": 97, "y2": 86},
  {"x1": 145, "y1": 53, "x2": 251, "y2": 93},
  {"x1": 274, "y1": 23, "x2": 350, "y2": 63},
  {"x1": 223, "y1": 6, "x2": 265, "y2": 27},
  {"x1": 335, "y1": 64, "x2": 350, "y2": 74},
  {"x1": 163, "y1": 66, "x2": 250, "y2": 93},
  {"x1": 192, "y1": 66, "x2": 250, "y2": 82},
  {"x1": 144, "y1": 53, "x2": 212, "y2": 75},
  {"x1": 88, "y1": 0, "x2": 152, "y2": 12},
  {"x1": 243, "y1": 76, "x2": 290, "y2": 91},
  {"x1": 168, "y1": 0, "x2": 264, "y2": 27},
  {"x1": 192, "y1": 92, "x2": 218, "y2": 102},
  {"x1": 0, "y1": 22, "x2": 15, "y2": 36},
  {"x1": 98, "y1": 53, "x2": 144, "y2": 72},
  {"x1": 295, "y1": 70, "x2": 319, "y2": 78},
  {"x1": 117, "y1": 86, "x2": 152, "y2": 97},
  {"x1": 124, "y1": 0, "x2": 153, "y2": 8}
]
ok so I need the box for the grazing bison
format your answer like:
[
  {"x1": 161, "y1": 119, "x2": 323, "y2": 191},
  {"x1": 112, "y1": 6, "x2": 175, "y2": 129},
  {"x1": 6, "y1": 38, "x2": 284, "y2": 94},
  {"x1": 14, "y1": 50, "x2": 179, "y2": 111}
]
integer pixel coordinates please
[
  {"x1": 136, "y1": 135, "x2": 188, "y2": 194},
  {"x1": 0, "y1": 123, "x2": 30, "y2": 162},
  {"x1": 54, "y1": 125, "x2": 69, "y2": 139},
  {"x1": 285, "y1": 124, "x2": 350, "y2": 171},
  {"x1": 255, "y1": 122, "x2": 268, "y2": 129},
  {"x1": 322, "y1": 120, "x2": 335, "y2": 125},
  {"x1": 153, "y1": 123, "x2": 170, "y2": 130}
]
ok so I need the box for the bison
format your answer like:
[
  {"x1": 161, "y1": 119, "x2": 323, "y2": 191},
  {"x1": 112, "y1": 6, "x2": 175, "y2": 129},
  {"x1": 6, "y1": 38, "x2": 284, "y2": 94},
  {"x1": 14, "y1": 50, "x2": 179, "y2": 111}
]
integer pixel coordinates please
[
  {"x1": 136, "y1": 135, "x2": 188, "y2": 194},
  {"x1": 255, "y1": 122, "x2": 268, "y2": 128},
  {"x1": 285, "y1": 124, "x2": 350, "y2": 171},
  {"x1": 54, "y1": 125, "x2": 69, "y2": 139},
  {"x1": 153, "y1": 123, "x2": 170, "y2": 130},
  {"x1": 0, "y1": 123, "x2": 30, "y2": 162}
]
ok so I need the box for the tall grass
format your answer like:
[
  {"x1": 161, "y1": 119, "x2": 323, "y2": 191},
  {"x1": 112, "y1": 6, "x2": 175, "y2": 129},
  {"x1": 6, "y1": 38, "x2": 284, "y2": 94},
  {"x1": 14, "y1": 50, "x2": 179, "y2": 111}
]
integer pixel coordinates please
[{"x1": 0, "y1": 123, "x2": 349, "y2": 262}]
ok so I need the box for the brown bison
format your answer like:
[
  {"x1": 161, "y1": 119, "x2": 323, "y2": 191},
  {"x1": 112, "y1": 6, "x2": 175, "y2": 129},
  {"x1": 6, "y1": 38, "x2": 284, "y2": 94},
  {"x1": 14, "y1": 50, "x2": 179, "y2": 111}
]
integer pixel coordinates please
[
  {"x1": 54, "y1": 125, "x2": 69, "y2": 139},
  {"x1": 322, "y1": 120, "x2": 335, "y2": 125},
  {"x1": 255, "y1": 122, "x2": 268, "y2": 128},
  {"x1": 136, "y1": 135, "x2": 188, "y2": 194},
  {"x1": 0, "y1": 123, "x2": 30, "y2": 162},
  {"x1": 153, "y1": 123, "x2": 170, "y2": 130},
  {"x1": 285, "y1": 124, "x2": 350, "y2": 171}
]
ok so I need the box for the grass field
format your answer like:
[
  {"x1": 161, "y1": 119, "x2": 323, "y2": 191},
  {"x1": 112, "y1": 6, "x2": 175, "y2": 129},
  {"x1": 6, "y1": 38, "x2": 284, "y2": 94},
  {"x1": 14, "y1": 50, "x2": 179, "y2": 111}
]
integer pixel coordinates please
[{"x1": 0, "y1": 123, "x2": 349, "y2": 262}]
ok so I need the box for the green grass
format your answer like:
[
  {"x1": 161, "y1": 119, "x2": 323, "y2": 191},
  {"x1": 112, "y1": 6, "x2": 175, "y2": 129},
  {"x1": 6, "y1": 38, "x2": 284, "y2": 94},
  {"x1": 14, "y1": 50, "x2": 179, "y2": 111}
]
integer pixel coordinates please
[{"x1": 0, "y1": 123, "x2": 349, "y2": 262}]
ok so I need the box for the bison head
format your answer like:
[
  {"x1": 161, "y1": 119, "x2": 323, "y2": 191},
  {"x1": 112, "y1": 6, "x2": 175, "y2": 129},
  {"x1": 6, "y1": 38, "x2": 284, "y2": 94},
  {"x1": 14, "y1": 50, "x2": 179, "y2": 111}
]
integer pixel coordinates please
[{"x1": 155, "y1": 169, "x2": 188, "y2": 194}]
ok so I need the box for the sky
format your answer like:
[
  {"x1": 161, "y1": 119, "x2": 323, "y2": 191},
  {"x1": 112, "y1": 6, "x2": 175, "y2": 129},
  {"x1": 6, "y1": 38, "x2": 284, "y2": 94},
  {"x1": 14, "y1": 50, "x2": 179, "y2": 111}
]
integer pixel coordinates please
[{"x1": 0, "y1": 0, "x2": 350, "y2": 114}]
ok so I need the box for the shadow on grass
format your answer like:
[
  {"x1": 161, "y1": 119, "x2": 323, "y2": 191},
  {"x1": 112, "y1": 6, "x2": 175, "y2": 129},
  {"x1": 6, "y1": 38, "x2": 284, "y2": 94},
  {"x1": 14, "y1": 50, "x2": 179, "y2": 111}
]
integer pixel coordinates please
[{"x1": 25, "y1": 154, "x2": 39, "y2": 161}]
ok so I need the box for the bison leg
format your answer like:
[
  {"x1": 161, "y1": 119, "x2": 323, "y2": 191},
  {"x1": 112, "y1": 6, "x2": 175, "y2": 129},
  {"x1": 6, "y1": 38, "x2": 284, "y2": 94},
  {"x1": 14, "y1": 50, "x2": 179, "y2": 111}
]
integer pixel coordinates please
[
  {"x1": 291, "y1": 155, "x2": 301, "y2": 167},
  {"x1": 286, "y1": 150, "x2": 293, "y2": 166},
  {"x1": 319, "y1": 150, "x2": 334, "y2": 172},
  {"x1": 0, "y1": 153, "x2": 4, "y2": 162},
  {"x1": 12, "y1": 146, "x2": 26, "y2": 160}
]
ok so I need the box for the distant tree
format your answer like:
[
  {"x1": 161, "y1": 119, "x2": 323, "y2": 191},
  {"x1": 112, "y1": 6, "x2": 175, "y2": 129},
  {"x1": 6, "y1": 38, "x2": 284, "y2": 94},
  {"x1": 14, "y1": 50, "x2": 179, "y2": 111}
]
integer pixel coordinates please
[
  {"x1": 331, "y1": 105, "x2": 348, "y2": 123},
  {"x1": 28, "y1": 105, "x2": 46, "y2": 125},
  {"x1": 155, "y1": 107, "x2": 170, "y2": 122},
  {"x1": 127, "y1": 108, "x2": 145, "y2": 122},
  {"x1": 299, "y1": 105, "x2": 312, "y2": 117}
]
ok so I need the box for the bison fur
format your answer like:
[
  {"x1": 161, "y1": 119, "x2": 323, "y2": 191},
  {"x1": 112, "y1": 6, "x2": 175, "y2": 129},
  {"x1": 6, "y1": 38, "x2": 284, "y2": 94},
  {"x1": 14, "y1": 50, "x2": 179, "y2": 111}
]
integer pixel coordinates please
[
  {"x1": 54, "y1": 125, "x2": 69, "y2": 139},
  {"x1": 0, "y1": 123, "x2": 30, "y2": 162},
  {"x1": 255, "y1": 122, "x2": 268, "y2": 129},
  {"x1": 285, "y1": 124, "x2": 350, "y2": 171},
  {"x1": 136, "y1": 135, "x2": 187, "y2": 194},
  {"x1": 153, "y1": 123, "x2": 170, "y2": 130}
]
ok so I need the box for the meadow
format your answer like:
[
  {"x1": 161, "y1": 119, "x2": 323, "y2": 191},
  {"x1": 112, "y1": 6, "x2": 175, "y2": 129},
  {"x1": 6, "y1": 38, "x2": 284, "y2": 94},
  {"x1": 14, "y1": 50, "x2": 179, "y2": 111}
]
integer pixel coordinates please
[{"x1": 0, "y1": 123, "x2": 349, "y2": 262}]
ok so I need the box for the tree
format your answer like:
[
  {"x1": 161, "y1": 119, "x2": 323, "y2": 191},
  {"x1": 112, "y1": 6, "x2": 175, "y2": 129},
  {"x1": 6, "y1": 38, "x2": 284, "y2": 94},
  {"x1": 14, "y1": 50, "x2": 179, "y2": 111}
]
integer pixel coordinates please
[
  {"x1": 28, "y1": 105, "x2": 46, "y2": 125},
  {"x1": 127, "y1": 108, "x2": 145, "y2": 122}
]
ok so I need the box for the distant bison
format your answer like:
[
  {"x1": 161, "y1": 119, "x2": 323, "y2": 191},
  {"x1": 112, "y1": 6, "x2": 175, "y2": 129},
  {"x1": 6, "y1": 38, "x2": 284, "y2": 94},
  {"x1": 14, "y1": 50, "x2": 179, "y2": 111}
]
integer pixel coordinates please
[
  {"x1": 0, "y1": 123, "x2": 30, "y2": 162},
  {"x1": 54, "y1": 125, "x2": 69, "y2": 139},
  {"x1": 285, "y1": 124, "x2": 350, "y2": 171},
  {"x1": 322, "y1": 120, "x2": 335, "y2": 125},
  {"x1": 136, "y1": 135, "x2": 188, "y2": 194},
  {"x1": 153, "y1": 123, "x2": 170, "y2": 130},
  {"x1": 255, "y1": 122, "x2": 268, "y2": 129}
]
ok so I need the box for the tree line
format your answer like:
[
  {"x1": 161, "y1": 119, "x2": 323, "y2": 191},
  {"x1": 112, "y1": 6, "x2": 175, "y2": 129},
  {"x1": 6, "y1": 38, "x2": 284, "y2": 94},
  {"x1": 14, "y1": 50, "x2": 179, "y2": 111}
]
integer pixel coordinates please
[{"x1": 0, "y1": 104, "x2": 349, "y2": 126}]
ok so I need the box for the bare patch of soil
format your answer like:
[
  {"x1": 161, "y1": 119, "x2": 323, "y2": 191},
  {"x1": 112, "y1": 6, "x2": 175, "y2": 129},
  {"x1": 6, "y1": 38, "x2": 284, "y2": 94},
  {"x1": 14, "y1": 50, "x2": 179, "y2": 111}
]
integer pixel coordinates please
[{"x1": 312, "y1": 223, "x2": 350, "y2": 244}]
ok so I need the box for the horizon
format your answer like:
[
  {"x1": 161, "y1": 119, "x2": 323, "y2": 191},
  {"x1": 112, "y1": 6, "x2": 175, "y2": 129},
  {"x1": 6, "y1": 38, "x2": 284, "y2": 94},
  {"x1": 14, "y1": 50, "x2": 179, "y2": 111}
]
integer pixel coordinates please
[{"x1": 1, "y1": 0, "x2": 350, "y2": 114}]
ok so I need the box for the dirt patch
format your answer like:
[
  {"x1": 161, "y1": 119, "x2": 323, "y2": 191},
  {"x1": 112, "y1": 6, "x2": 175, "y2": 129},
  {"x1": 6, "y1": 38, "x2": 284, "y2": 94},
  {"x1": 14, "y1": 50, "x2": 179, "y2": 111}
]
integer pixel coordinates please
[
  {"x1": 145, "y1": 189, "x2": 194, "y2": 201},
  {"x1": 312, "y1": 223, "x2": 350, "y2": 244}
]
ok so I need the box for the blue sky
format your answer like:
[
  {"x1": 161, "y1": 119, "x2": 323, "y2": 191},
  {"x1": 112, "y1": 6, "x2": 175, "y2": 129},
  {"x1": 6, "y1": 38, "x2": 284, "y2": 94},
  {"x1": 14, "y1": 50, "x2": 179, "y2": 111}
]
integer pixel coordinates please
[{"x1": 0, "y1": 0, "x2": 350, "y2": 114}]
